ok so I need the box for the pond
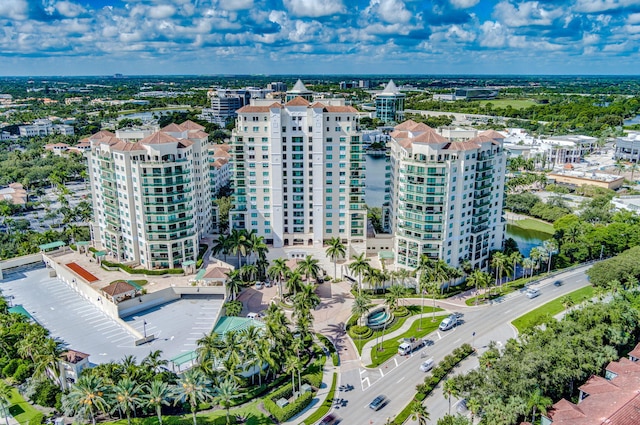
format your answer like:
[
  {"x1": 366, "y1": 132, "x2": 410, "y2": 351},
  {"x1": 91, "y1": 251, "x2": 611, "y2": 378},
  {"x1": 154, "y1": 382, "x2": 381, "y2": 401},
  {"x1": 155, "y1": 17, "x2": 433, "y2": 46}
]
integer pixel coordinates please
[
  {"x1": 364, "y1": 154, "x2": 390, "y2": 208},
  {"x1": 505, "y1": 224, "x2": 552, "y2": 257}
]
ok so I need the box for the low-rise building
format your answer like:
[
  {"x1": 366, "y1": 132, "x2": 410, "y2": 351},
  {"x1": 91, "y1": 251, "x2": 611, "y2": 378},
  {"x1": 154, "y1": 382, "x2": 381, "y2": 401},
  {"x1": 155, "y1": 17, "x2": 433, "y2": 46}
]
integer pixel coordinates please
[
  {"x1": 0, "y1": 183, "x2": 27, "y2": 205},
  {"x1": 615, "y1": 132, "x2": 640, "y2": 162},
  {"x1": 548, "y1": 170, "x2": 624, "y2": 190}
]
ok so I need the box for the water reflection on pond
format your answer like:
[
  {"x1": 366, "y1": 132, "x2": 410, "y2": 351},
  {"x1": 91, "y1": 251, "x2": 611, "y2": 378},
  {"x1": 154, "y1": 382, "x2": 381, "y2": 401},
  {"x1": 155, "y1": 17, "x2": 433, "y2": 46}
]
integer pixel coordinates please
[{"x1": 505, "y1": 224, "x2": 552, "y2": 257}]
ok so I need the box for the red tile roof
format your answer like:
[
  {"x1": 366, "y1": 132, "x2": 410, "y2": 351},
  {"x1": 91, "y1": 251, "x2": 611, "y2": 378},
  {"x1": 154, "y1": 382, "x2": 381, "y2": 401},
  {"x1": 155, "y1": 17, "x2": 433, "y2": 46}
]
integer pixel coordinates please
[
  {"x1": 61, "y1": 350, "x2": 90, "y2": 364},
  {"x1": 179, "y1": 120, "x2": 205, "y2": 131},
  {"x1": 140, "y1": 132, "x2": 180, "y2": 145},
  {"x1": 285, "y1": 96, "x2": 311, "y2": 106},
  {"x1": 237, "y1": 103, "x2": 281, "y2": 113}
]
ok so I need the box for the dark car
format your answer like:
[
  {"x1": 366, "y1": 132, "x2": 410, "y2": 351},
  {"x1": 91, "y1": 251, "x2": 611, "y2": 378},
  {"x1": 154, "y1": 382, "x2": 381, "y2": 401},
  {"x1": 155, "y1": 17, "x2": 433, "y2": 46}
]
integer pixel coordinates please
[
  {"x1": 554, "y1": 280, "x2": 563, "y2": 287},
  {"x1": 319, "y1": 413, "x2": 338, "y2": 425},
  {"x1": 369, "y1": 395, "x2": 387, "y2": 411}
]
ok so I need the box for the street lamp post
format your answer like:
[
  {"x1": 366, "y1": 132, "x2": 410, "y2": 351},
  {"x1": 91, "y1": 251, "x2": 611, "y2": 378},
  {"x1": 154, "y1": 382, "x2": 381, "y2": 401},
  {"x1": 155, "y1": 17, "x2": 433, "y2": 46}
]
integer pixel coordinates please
[{"x1": 143, "y1": 320, "x2": 147, "y2": 339}]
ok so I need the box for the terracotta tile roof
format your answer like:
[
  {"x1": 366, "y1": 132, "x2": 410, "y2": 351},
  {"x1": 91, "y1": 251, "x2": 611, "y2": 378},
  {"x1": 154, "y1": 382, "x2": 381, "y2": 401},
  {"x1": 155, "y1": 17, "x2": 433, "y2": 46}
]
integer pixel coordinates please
[
  {"x1": 111, "y1": 141, "x2": 145, "y2": 151},
  {"x1": 412, "y1": 130, "x2": 449, "y2": 144},
  {"x1": 178, "y1": 140, "x2": 194, "y2": 148},
  {"x1": 216, "y1": 143, "x2": 231, "y2": 151},
  {"x1": 394, "y1": 120, "x2": 433, "y2": 132},
  {"x1": 579, "y1": 375, "x2": 618, "y2": 395},
  {"x1": 212, "y1": 149, "x2": 231, "y2": 158},
  {"x1": 91, "y1": 130, "x2": 116, "y2": 139},
  {"x1": 237, "y1": 103, "x2": 282, "y2": 113},
  {"x1": 480, "y1": 129, "x2": 506, "y2": 140},
  {"x1": 443, "y1": 141, "x2": 481, "y2": 151},
  {"x1": 203, "y1": 267, "x2": 230, "y2": 279},
  {"x1": 390, "y1": 130, "x2": 409, "y2": 139},
  {"x1": 140, "y1": 131, "x2": 180, "y2": 145},
  {"x1": 179, "y1": 120, "x2": 205, "y2": 131},
  {"x1": 467, "y1": 134, "x2": 496, "y2": 144},
  {"x1": 324, "y1": 105, "x2": 358, "y2": 113},
  {"x1": 285, "y1": 96, "x2": 310, "y2": 107},
  {"x1": 101, "y1": 280, "x2": 135, "y2": 297},
  {"x1": 61, "y1": 350, "x2": 90, "y2": 364},
  {"x1": 605, "y1": 394, "x2": 640, "y2": 425},
  {"x1": 45, "y1": 143, "x2": 70, "y2": 149},
  {"x1": 188, "y1": 130, "x2": 209, "y2": 139},
  {"x1": 627, "y1": 342, "x2": 640, "y2": 360},
  {"x1": 606, "y1": 357, "x2": 640, "y2": 375},
  {"x1": 161, "y1": 123, "x2": 184, "y2": 132}
]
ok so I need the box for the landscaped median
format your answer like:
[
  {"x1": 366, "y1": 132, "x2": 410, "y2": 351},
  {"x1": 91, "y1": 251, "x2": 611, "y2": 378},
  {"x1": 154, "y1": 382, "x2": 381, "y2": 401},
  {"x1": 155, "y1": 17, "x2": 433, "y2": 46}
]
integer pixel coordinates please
[
  {"x1": 388, "y1": 344, "x2": 475, "y2": 425},
  {"x1": 512, "y1": 285, "x2": 595, "y2": 332}
]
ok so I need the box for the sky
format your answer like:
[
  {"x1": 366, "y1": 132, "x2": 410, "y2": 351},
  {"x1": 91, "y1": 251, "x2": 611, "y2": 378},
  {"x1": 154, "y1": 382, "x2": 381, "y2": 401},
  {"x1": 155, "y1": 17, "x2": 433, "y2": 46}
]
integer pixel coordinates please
[{"x1": 0, "y1": 0, "x2": 639, "y2": 76}]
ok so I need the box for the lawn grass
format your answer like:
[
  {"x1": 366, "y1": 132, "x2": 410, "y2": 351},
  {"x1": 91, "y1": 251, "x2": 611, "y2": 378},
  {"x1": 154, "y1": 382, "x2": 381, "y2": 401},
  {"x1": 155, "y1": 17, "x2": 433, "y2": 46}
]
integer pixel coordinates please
[
  {"x1": 479, "y1": 99, "x2": 537, "y2": 110},
  {"x1": 107, "y1": 400, "x2": 269, "y2": 425},
  {"x1": 367, "y1": 313, "x2": 448, "y2": 368},
  {"x1": 353, "y1": 305, "x2": 443, "y2": 354},
  {"x1": 511, "y1": 218, "x2": 554, "y2": 234},
  {"x1": 465, "y1": 275, "x2": 539, "y2": 306},
  {"x1": 8, "y1": 387, "x2": 43, "y2": 425},
  {"x1": 512, "y1": 286, "x2": 595, "y2": 333}
]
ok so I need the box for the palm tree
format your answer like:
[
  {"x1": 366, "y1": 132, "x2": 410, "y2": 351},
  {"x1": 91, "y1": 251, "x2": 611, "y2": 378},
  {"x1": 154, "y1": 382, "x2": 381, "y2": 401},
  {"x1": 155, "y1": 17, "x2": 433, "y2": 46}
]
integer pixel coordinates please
[
  {"x1": 491, "y1": 252, "x2": 509, "y2": 290},
  {"x1": 561, "y1": 295, "x2": 575, "y2": 311},
  {"x1": 530, "y1": 247, "x2": 543, "y2": 275},
  {"x1": 239, "y1": 263, "x2": 257, "y2": 283},
  {"x1": 144, "y1": 380, "x2": 172, "y2": 425},
  {"x1": 196, "y1": 330, "x2": 222, "y2": 367},
  {"x1": 174, "y1": 368, "x2": 213, "y2": 425},
  {"x1": 509, "y1": 251, "x2": 523, "y2": 281},
  {"x1": 442, "y1": 379, "x2": 459, "y2": 416},
  {"x1": 0, "y1": 381, "x2": 13, "y2": 425},
  {"x1": 522, "y1": 258, "x2": 534, "y2": 279},
  {"x1": 380, "y1": 285, "x2": 401, "y2": 349},
  {"x1": 284, "y1": 354, "x2": 303, "y2": 394},
  {"x1": 214, "y1": 379, "x2": 243, "y2": 424},
  {"x1": 410, "y1": 400, "x2": 429, "y2": 425},
  {"x1": 33, "y1": 337, "x2": 64, "y2": 386},
  {"x1": 388, "y1": 284, "x2": 407, "y2": 306},
  {"x1": 527, "y1": 388, "x2": 552, "y2": 424},
  {"x1": 351, "y1": 294, "x2": 371, "y2": 353},
  {"x1": 467, "y1": 269, "x2": 490, "y2": 306},
  {"x1": 293, "y1": 283, "x2": 321, "y2": 317},
  {"x1": 348, "y1": 253, "x2": 371, "y2": 295},
  {"x1": 543, "y1": 239, "x2": 558, "y2": 273},
  {"x1": 112, "y1": 378, "x2": 143, "y2": 425},
  {"x1": 467, "y1": 397, "x2": 481, "y2": 423},
  {"x1": 61, "y1": 375, "x2": 109, "y2": 425},
  {"x1": 229, "y1": 229, "x2": 251, "y2": 267},
  {"x1": 296, "y1": 255, "x2": 320, "y2": 283},
  {"x1": 325, "y1": 237, "x2": 346, "y2": 280},
  {"x1": 142, "y1": 350, "x2": 168, "y2": 374},
  {"x1": 248, "y1": 232, "x2": 268, "y2": 266},
  {"x1": 211, "y1": 234, "x2": 232, "y2": 262},
  {"x1": 267, "y1": 258, "x2": 290, "y2": 300},
  {"x1": 224, "y1": 269, "x2": 243, "y2": 301},
  {"x1": 363, "y1": 267, "x2": 383, "y2": 294},
  {"x1": 285, "y1": 270, "x2": 304, "y2": 296}
]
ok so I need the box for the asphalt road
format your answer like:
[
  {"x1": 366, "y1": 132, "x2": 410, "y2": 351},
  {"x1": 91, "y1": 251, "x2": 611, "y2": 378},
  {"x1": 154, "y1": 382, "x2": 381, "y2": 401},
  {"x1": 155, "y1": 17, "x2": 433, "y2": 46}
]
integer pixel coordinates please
[{"x1": 329, "y1": 266, "x2": 592, "y2": 425}]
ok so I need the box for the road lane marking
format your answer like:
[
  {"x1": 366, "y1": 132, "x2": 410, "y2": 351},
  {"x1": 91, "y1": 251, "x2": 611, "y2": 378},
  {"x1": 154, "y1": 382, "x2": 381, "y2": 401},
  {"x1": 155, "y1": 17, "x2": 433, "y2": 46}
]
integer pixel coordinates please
[
  {"x1": 454, "y1": 338, "x2": 461, "y2": 344},
  {"x1": 397, "y1": 376, "x2": 405, "y2": 383},
  {"x1": 360, "y1": 369, "x2": 366, "y2": 375},
  {"x1": 503, "y1": 309, "x2": 512, "y2": 314},
  {"x1": 379, "y1": 368, "x2": 384, "y2": 377},
  {"x1": 394, "y1": 358, "x2": 398, "y2": 367}
]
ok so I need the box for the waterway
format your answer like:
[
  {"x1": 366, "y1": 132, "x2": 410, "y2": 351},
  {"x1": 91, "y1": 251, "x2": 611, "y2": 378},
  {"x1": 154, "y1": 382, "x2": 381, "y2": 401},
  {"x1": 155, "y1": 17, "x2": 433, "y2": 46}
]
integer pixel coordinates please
[
  {"x1": 505, "y1": 223, "x2": 552, "y2": 257},
  {"x1": 365, "y1": 154, "x2": 390, "y2": 208},
  {"x1": 624, "y1": 114, "x2": 640, "y2": 125}
]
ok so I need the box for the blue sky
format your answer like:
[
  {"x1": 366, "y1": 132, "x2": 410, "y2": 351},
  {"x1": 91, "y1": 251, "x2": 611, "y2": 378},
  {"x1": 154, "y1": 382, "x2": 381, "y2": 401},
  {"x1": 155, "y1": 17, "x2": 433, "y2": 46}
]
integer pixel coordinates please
[{"x1": 0, "y1": 0, "x2": 639, "y2": 76}]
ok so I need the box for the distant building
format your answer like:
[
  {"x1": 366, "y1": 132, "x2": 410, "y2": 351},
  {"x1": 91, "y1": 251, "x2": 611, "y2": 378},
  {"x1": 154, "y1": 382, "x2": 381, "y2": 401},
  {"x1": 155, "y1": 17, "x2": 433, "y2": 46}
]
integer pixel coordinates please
[
  {"x1": 200, "y1": 87, "x2": 273, "y2": 127},
  {"x1": 0, "y1": 183, "x2": 28, "y2": 206},
  {"x1": 19, "y1": 119, "x2": 74, "y2": 137},
  {"x1": 615, "y1": 132, "x2": 640, "y2": 162},
  {"x1": 267, "y1": 82, "x2": 287, "y2": 92},
  {"x1": 454, "y1": 87, "x2": 499, "y2": 100},
  {"x1": 44, "y1": 143, "x2": 70, "y2": 156},
  {"x1": 285, "y1": 79, "x2": 314, "y2": 102},
  {"x1": 375, "y1": 80, "x2": 405, "y2": 124},
  {"x1": 339, "y1": 81, "x2": 359, "y2": 90},
  {"x1": 548, "y1": 170, "x2": 625, "y2": 190},
  {"x1": 504, "y1": 129, "x2": 597, "y2": 165}
]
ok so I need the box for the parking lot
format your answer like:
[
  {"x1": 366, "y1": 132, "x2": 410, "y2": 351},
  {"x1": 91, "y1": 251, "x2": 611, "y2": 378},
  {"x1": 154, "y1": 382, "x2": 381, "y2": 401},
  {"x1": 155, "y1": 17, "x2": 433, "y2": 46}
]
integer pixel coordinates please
[{"x1": 1, "y1": 266, "x2": 223, "y2": 365}]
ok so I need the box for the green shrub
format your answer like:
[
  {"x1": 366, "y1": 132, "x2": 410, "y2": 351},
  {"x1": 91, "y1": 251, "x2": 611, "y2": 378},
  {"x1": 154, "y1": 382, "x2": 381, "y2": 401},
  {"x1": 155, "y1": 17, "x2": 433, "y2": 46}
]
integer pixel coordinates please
[
  {"x1": 13, "y1": 363, "x2": 32, "y2": 383},
  {"x1": 2, "y1": 359, "x2": 21, "y2": 378},
  {"x1": 316, "y1": 334, "x2": 336, "y2": 353},
  {"x1": 332, "y1": 352, "x2": 339, "y2": 367},
  {"x1": 303, "y1": 373, "x2": 337, "y2": 425},
  {"x1": 32, "y1": 380, "x2": 61, "y2": 407},
  {"x1": 349, "y1": 325, "x2": 372, "y2": 339},
  {"x1": 224, "y1": 300, "x2": 242, "y2": 316},
  {"x1": 394, "y1": 306, "x2": 410, "y2": 317},
  {"x1": 263, "y1": 383, "x2": 314, "y2": 423},
  {"x1": 28, "y1": 412, "x2": 44, "y2": 425},
  {"x1": 101, "y1": 260, "x2": 184, "y2": 275}
]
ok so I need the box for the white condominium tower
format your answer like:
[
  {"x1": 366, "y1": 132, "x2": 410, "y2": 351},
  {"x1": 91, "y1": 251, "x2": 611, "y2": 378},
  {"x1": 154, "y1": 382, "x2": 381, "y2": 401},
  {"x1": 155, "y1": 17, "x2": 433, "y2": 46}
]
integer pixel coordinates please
[
  {"x1": 388, "y1": 121, "x2": 506, "y2": 270},
  {"x1": 229, "y1": 87, "x2": 366, "y2": 248},
  {"x1": 87, "y1": 121, "x2": 212, "y2": 269}
]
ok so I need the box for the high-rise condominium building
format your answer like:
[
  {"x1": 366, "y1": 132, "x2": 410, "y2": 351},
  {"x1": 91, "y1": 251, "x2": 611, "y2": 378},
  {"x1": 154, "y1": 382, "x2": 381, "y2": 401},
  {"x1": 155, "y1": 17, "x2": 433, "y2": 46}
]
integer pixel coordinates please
[
  {"x1": 388, "y1": 121, "x2": 506, "y2": 270},
  {"x1": 88, "y1": 121, "x2": 212, "y2": 269},
  {"x1": 375, "y1": 80, "x2": 405, "y2": 124},
  {"x1": 229, "y1": 87, "x2": 366, "y2": 249}
]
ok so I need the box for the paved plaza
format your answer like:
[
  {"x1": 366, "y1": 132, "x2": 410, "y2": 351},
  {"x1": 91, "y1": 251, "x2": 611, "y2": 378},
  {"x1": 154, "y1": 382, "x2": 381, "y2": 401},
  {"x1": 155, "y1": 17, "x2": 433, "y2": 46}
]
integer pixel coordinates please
[{"x1": 1, "y1": 266, "x2": 222, "y2": 365}]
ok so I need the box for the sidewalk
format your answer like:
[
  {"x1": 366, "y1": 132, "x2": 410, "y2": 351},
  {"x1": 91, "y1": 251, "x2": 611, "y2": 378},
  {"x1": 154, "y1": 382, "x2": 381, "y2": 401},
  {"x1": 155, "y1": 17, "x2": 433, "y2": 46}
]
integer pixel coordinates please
[{"x1": 284, "y1": 355, "x2": 338, "y2": 425}]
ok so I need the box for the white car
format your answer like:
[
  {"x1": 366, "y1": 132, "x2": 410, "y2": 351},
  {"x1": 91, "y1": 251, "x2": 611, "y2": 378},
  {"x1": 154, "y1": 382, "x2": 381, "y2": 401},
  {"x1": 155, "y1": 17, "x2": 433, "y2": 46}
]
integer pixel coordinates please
[
  {"x1": 526, "y1": 288, "x2": 540, "y2": 299},
  {"x1": 420, "y1": 358, "x2": 435, "y2": 372},
  {"x1": 439, "y1": 314, "x2": 460, "y2": 331},
  {"x1": 255, "y1": 281, "x2": 264, "y2": 290}
]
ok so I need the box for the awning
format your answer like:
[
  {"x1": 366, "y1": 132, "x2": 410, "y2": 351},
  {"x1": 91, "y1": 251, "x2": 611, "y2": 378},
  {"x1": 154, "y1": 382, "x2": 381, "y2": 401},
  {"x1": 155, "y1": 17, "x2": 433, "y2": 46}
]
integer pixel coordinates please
[
  {"x1": 378, "y1": 250, "x2": 394, "y2": 260},
  {"x1": 170, "y1": 350, "x2": 197, "y2": 366},
  {"x1": 76, "y1": 241, "x2": 90, "y2": 246},
  {"x1": 39, "y1": 241, "x2": 66, "y2": 251},
  {"x1": 182, "y1": 260, "x2": 196, "y2": 266},
  {"x1": 125, "y1": 280, "x2": 144, "y2": 291},
  {"x1": 94, "y1": 251, "x2": 107, "y2": 257},
  {"x1": 194, "y1": 268, "x2": 207, "y2": 280}
]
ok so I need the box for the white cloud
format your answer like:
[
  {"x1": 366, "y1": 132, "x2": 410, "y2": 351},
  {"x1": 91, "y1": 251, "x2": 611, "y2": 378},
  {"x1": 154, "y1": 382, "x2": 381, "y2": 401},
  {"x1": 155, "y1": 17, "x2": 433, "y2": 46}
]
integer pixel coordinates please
[
  {"x1": 627, "y1": 13, "x2": 640, "y2": 24},
  {"x1": 148, "y1": 5, "x2": 176, "y2": 19},
  {"x1": 479, "y1": 21, "x2": 507, "y2": 47},
  {"x1": 283, "y1": 0, "x2": 345, "y2": 18},
  {"x1": 53, "y1": 1, "x2": 86, "y2": 18},
  {"x1": 0, "y1": 0, "x2": 28, "y2": 20},
  {"x1": 493, "y1": 1, "x2": 564, "y2": 28},
  {"x1": 367, "y1": 0, "x2": 412, "y2": 24},
  {"x1": 449, "y1": 0, "x2": 480, "y2": 9},
  {"x1": 574, "y1": 0, "x2": 640, "y2": 13},
  {"x1": 219, "y1": 0, "x2": 254, "y2": 11}
]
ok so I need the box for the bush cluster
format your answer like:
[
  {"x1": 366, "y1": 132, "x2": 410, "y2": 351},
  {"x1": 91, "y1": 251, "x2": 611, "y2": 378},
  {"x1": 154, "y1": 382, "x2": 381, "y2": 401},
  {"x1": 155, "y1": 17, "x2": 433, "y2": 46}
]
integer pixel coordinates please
[
  {"x1": 101, "y1": 259, "x2": 183, "y2": 275},
  {"x1": 349, "y1": 325, "x2": 373, "y2": 339},
  {"x1": 390, "y1": 344, "x2": 474, "y2": 424},
  {"x1": 263, "y1": 383, "x2": 314, "y2": 422},
  {"x1": 393, "y1": 306, "x2": 410, "y2": 317},
  {"x1": 1, "y1": 358, "x2": 33, "y2": 383}
]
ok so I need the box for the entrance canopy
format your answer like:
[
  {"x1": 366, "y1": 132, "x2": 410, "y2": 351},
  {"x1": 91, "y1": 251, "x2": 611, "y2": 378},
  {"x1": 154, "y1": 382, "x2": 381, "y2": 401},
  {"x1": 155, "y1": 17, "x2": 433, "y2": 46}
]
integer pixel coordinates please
[{"x1": 39, "y1": 241, "x2": 66, "y2": 251}]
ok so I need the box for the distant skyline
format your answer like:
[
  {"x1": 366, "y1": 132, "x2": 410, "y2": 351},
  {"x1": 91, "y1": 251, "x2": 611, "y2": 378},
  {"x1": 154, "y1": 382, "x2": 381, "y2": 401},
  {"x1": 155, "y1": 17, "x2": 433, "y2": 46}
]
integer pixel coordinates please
[{"x1": 1, "y1": 0, "x2": 639, "y2": 76}]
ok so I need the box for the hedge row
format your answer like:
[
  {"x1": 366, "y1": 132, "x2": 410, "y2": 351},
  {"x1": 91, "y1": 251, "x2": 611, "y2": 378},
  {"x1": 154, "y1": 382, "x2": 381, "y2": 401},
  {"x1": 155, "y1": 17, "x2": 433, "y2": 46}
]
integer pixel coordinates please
[
  {"x1": 101, "y1": 259, "x2": 184, "y2": 275},
  {"x1": 263, "y1": 382, "x2": 314, "y2": 423},
  {"x1": 391, "y1": 343, "x2": 474, "y2": 424},
  {"x1": 302, "y1": 373, "x2": 337, "y2": 425},
  {"x1": 394, "y1": 306, "x2": 410, "y2": 317}
]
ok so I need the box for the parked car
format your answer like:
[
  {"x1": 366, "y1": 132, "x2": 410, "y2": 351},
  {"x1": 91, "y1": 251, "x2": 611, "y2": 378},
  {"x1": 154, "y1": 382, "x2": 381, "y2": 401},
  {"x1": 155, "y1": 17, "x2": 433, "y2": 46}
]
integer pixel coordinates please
[
  {"x1": 369, "y1": 395, "x2": 387, "y2": 411},
  {"x1": 420, "y1": 358, "x2": 435, "y2": 372},
  {"x1": 456, "y1": 399, "x2": 468, "y2": 413},
  {"x1": 247, "y1": 312, "x2": 259, "y2": 320},
  {"x1": 255, "y1": 281, "x2": 264, "y2": 290},
  {"x1": 526, "y1": 288, "x2": 540, "y2": 299},
  {"x1": 439, "y1": 314, "x2": 460, "y2": 331},
  {"x1": 265, "y1": 280, "x2": 273, "y2": 288}
]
